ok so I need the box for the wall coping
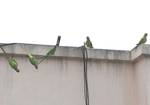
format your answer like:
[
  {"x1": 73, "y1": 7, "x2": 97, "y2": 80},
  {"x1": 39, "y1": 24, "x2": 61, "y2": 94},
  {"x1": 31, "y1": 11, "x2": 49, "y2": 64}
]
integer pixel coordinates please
[{"x1": 0, "y1": 43, "x2": 150, "y2": 61}]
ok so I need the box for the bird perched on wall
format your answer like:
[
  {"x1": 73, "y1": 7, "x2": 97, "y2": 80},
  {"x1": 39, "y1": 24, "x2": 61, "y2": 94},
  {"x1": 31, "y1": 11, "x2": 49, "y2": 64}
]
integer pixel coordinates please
[
  {"x1": 27, "y1": 53, "x2": 38, "y2": 69},
  {"x1": 8, "y1": 58, "x2": 20, "y2": 72},
  {"x1": 85, "y1": 36, "x2": 93, "y2": 48},
  {"x1": 136, "y1": 33, "x2": 148, "y2": 46},
  {"x1": 0, "y1": 47, "x2": 20, "y2": 72}
]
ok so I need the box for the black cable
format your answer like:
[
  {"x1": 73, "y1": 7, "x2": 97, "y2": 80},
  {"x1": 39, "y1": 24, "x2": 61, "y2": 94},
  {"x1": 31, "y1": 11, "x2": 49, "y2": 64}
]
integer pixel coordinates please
[
  {"x1": 85, "y1": 47, "x2": 89, "y2": 105},
  {"x1": 81, "y1": 46, "x2": 90, "y2": 105},
  {"x1": 81, "y1": 46, "x2": 87, "y2": 105}
]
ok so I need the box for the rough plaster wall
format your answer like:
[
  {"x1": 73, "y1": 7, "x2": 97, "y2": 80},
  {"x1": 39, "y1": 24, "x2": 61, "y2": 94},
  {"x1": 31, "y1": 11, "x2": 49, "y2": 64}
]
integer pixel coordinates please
[
  {"x1": 134, "y1": 56, "x2": 150, "y2": 105},
  {"x1": 0, "y1": 56, "x2": 13, "y2": 105},
  {"x1": 0, "y1": 56, "x2": 85, "y2": 105},
  {"x1": 0, "y1": 56, "x2": 137, "y2": 105},
  {"x1": 88, "y1": 60, "x2": 137, "y2": 105}
]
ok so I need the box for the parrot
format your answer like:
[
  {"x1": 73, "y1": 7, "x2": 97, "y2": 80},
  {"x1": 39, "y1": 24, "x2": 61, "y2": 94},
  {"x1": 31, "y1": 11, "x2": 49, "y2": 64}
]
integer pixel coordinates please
[
  {"x1": 46, "y1": 35, "x2": 61, "y2": 56},
  {"x1": 38, "y1": 36, "x2": 61, "y2": 64},
  {"x1": 0, "y1": 47, "x2": 20, "y2": 72},
  {"x1": 8, "y1": 58, "x2": 20, "y2": 72},
  {"x1": 27, "y1": 53, "x2": 38, "y2": 69},
  {"x1": 46, "y1": 46, "x2": 56, "y2": 56},
  {"x1": 85, "y1": 36, "x2": 93, "y2": 48},
  {"x1": 136, "y1": 33, "x2": 148, "y2": 46},
  {"x1": 38, "y1": 46, "x2": 57, "y2": 64}
]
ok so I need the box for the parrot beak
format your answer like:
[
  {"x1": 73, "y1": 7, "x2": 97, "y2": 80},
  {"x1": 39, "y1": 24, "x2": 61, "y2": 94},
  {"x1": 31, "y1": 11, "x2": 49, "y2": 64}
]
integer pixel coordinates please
[{"x1": 145, "y1": 33, "x2": 148, "y2": 37}]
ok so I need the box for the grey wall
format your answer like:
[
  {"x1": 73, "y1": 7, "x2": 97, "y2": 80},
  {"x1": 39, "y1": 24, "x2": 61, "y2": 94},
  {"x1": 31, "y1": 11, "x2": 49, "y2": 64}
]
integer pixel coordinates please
[
  {"x1": 134, "y1": 56, "x2": 150, "y2": 105},
  {"x1": 0, "y1": 43, "x2": 150, "y2": 105}
]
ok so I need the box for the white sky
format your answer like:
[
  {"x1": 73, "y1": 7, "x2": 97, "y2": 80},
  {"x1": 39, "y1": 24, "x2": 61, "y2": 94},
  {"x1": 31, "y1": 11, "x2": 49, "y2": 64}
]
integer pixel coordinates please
[{"x1": 0, "y1": 0, "x2": 150, "y2": 50}]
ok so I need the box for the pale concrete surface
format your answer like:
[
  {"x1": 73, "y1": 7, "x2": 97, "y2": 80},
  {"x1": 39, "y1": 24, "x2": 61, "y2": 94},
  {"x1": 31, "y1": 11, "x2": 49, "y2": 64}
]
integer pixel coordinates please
[{"x1": 0, "y1": 43, "x2": 150, "y2": 105}]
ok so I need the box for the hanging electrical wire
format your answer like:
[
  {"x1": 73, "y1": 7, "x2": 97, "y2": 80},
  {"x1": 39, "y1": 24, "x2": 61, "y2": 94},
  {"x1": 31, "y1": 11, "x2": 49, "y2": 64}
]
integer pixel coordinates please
[{"x1": 81, "y1": 45, "x2": 90, "y2": 105}]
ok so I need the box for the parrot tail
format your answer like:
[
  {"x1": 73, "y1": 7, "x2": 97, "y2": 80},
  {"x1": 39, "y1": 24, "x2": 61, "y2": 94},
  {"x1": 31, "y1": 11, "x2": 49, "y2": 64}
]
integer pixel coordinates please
[
  {"x1": 15, "y1": 68, "x2": 20, "y2": 73},
  {"x1": 35, "y1": 65, "x2": 38, "y2": 69}
]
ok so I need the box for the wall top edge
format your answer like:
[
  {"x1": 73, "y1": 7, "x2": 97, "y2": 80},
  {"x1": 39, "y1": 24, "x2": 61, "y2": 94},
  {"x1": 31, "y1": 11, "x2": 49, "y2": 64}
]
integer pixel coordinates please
[{"x1": 0, "y1": 43, "x2": 149, "y2": 61}]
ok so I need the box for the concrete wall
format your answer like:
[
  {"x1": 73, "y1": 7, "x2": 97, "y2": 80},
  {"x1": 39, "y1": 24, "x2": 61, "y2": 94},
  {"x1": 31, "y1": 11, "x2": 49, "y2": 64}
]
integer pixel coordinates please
[
  {"x1": 134, "y1": 56, "x2": 150, "y2": 105},
  {"x1": 0, "y1": 43, "x2": 150, "y2": 105}
]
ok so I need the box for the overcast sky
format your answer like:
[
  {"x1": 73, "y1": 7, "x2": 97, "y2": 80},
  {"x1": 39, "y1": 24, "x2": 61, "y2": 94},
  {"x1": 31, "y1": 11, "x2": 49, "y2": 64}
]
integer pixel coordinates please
[{"x1": 0, "y1": 0, "x2": 149, "y2": 50}]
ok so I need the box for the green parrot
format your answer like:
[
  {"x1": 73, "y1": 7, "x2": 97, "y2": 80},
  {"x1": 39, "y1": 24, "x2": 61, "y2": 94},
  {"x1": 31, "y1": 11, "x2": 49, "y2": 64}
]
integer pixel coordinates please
[
  {"x1": 85, "y1": 36, "x2": 93, "y2": 48},
  {"x1": 0, "y1": 47, "x2": 20, "y2": 72},
  {"x1": 46, "y1": 36, "x2": 61, "y2": 56},
  {"x1": 38, "y1": 46, "x2": 57, "y2": 64},
  {"x1": 38, "y1": 36, "x2": 61, "y2": 64},
  {"x1": 8, "y1": 58, "x2": 20, "y2": 72},
  {"x1": 27, "y1": 53, "x2": 38, "y2": 69},
  {"x1": 136, "y1": 33, "x2": 148, "y2": 46},
  {"x1": 46, "y1": 46, "x2": 56, "y2": 56}
]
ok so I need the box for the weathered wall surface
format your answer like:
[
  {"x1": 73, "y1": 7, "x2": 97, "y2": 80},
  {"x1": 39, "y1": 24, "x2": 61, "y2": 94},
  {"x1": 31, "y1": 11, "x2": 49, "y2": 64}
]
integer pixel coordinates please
[
  {"x1": 134, "y1": 56, "x2": 150, "y2": 105},
  {"x1": 0, "y1": 57, "x2": 84, "y2": 105},
  {"x1": 0, "y1": 43, "x2": 150, "y2": 105},
  {"x1": 88, "y1": 60, "x2": 137, "y2": 105}
]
